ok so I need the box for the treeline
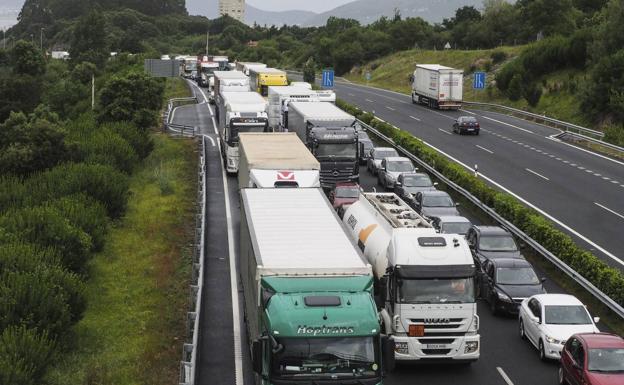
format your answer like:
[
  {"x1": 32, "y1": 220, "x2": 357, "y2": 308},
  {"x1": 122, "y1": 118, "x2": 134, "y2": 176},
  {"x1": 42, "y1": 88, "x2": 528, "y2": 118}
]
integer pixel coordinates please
[{"x1": 0, "y1": 32, "x2": 165, "y2": 383}]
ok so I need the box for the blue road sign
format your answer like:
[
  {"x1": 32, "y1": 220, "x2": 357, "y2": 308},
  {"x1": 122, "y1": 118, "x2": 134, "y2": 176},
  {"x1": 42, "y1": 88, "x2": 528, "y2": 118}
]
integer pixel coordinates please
[
  {"x1": 365, "y1": 72, "x2": 371, "y2": 81},
  {"x1": 473, "y1": 72, "x2": 486, "y2": 89},
  {"x1": 322, "y1": 69, "x2": 335, "y2": 88}
]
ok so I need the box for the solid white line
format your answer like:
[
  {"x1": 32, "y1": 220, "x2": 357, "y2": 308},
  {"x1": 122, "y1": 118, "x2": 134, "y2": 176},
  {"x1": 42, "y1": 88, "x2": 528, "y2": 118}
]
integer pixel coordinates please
[
  {"x1": 463, "y1": 110, "x2": 476, "y2": 115},
  {"x1": 476, "y1": 145, "x2": 494, "y2": 154},
  {"x1": 409, "y1": 115, "x2": 421, "y2": 121},
  {"x1": 483, "y1": 116, "x2": 534, "y2": 134},
  {"x1": 438, "y1": 128, "x2": 452, "y2": 135},
  {"x1": 497, "y1": 367, "x2": 515, "y2": 385},
  {"x1": 386, "y1": 106, "x2": 395, "y2": 111},
  {"x1": 414, "y1": 137, "x2": 624, "y2": 267},
  {"x1": 547, "y1": 135, "x2": 624, "y2": 167},
  {"x1": 526, "y1": 168, "x2": 550, "y2": 181},
  {"x1": 595, "y1": 202, "x2": 624, "y2": 220},
  {"x1": 205, "y1": 135, "x2": 216, "y2": 147}
]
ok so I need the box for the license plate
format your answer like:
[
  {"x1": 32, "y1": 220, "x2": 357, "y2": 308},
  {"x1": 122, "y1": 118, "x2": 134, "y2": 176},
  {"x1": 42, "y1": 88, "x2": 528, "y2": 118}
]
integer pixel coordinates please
[
  {"x1": 467, "y1": 128, "x2": 474, "y2": 131},
  {"x1": 426, "y1": 344, "x2": 448, "y2": 349}
]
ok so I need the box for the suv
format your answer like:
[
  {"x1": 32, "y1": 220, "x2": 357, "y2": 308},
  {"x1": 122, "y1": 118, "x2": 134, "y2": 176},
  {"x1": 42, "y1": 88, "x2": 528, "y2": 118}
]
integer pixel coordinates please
[
  {"x1": 453, "y1": 116, "x2": 480, "y2": 135},
  {"x1": 367, "y1": 147, "x2": 399, "y2": 175},
  {"x1": 378, "y1": 157, "x2": 416, "y2": 189},
  {"x1": 430, "y1": 215, "x2": 472, "y2": 235},
  {"x1": 413, "y1": 190, "x2": 459, "y2": 218},
  {"x1": 466, "y1": 226, "x2": 523, "y2": 269},
  {"x1": 394, "y1": 172, "x2": 437, "y2": 204}
]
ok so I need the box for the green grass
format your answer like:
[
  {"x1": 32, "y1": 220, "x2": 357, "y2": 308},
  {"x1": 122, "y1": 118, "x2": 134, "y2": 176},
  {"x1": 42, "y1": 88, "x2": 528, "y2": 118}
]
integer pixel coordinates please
[
  {"x1": 45, "y1": 134, "x2": 197, "y2": 385},
  {"x1": 164, "y1": 77, "x2": 192, "y2": 99}
]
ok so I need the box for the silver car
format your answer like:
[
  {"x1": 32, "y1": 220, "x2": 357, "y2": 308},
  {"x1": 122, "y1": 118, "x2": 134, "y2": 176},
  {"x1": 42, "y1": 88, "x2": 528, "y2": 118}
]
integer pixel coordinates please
[
  {"x1": 367, "y1": 147, "x2": 399, "y2": 175},
  {"x1": 378, "y1": 157, "x2": 416, "y2": 189},
  {"x1": 413, "y1": 190, "x2": 460, "y2": 218}
]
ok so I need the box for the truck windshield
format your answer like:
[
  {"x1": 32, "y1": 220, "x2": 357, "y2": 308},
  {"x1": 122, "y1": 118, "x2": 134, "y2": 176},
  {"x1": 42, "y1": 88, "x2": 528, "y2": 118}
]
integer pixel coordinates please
[
  {"x1": 316, "y1": 143, "x2": 357, "y2": 159},
  {"x1": 272, "y1": 337, "x2": 380, "y2": 379},
  {"x1": 398, "y1": 278, "x2": 475, "y2": 304},
  {"x1": 230, "y1": 123, "x2": 267, "y2": 143}
]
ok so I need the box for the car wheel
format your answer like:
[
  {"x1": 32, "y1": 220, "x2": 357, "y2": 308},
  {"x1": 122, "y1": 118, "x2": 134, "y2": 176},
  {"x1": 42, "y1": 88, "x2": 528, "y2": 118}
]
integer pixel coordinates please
[
  {"x1": 519, "y1": 319, "x2": 526, "y2": 340},
  {"x1": 475, "y1": 130, "x2": 480, "y2": 136},
  {"x1": 489, "y1": 297, "x2": 498, "y2": 316},
  {"x1": 558, "y1": 366, "x2": 568, "y2": 385},
  {"x1": 539, "y1": 340, "x2": 547, "y2": 361}
]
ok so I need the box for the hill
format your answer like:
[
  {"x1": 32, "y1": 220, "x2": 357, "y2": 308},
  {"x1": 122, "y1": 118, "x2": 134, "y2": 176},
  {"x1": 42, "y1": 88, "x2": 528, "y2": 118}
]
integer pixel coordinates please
[{"x1": 246, "y1": 5, "x2": 316, "y2": 26}]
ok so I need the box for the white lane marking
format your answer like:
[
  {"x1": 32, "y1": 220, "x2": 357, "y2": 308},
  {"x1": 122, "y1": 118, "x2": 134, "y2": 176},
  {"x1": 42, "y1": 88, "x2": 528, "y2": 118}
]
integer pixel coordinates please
[
  {"x1": 463, "y1": 110, "x2": 477, "y2": 115},
  {"x1": 611, "y1": 180, "x2": 619, "y2": 184},
  {"x1": 348, "y1": 93, "x2": 355, "y2": 96},
  {"x1": 526, "y1": 168, "x2": 550, "y2": 181},
  {"x1": 409, "y1": 115, "x2": 421, "y2": 122},
  {"x1": 197, "y1": 83, "x2": 244, "y2": 385},
  {"x1": 386, "y1": 106, "x2": 395, "y2": 111},
  {"x1": 603, "y1": 177, "x2": 610, "y2": 180},
  {"x1": 205, "y1": 135, "x2": 216, "y2": 147},
  {"x1": 547, "y1": 135, "x2": 624, "y2": 167},
  {"x1": 595, "y1": 202, "x2": 624, "y2": 221},
  {"x1": 476, "y1": 145, "x2": 494, "y2": 154},
  {"x1": 429, "y1": 109, "x2": 456, "y2": 120},
  {"x1": 497, "y1": 367, "x2": 515, "y2": 385},
  {"x1": 438, "y1": 128, "x2": 452, "y2": 135},
  {"x1": 365, "y1": 98, "x2": 374, "y2": 103},
  {"x1": 483, "y1": 116, "x2": 535, "y2": 134}
]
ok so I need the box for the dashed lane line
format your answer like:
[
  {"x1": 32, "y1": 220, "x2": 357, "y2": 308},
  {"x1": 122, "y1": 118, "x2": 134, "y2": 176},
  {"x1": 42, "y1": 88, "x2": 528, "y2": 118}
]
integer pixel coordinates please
[
  {"x1": 526, "y1": 168, "x2": 550, "y2": 181},
  {"x1": 497, "y1": 367, "x2": 515, "y2": 385},
  {"x1": 595, "y1": 202, "x2": 624, "y2": 221},
  {"x1": 365, "y1": 99, "x2": 374, "y2": 103},
  {"x1": 476, "y1": 145, "x2": 494, "y2": 154},
  {"x1": 409, "y1": 115, "x2": 421, "y2": 121},
  {"x1": 438, "y1": 128, "x2": 452, "y2": 135},
  {"x1": 386, "y1": 106, "x2": 396, "y2": 111}
]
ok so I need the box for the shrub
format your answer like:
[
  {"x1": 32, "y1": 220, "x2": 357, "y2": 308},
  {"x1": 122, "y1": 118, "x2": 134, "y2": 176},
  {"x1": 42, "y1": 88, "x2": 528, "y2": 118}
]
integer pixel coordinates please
[
  {"x1": 523, "y1": 82, "x2": 543, "y2": 107},
  {"x1": 491, "y1": 50, "x2": 508, "y2": 64},
  {"x1": 604, "y1": 125, "x2": 624, "y2": 146},
  {"x1": 48, "y1": 195, "x2": 109, "y2": 252},
  {"x1": 0, "y1": 326, "x2": 56, "y2": 385},
  {"x1": 507, "y1": 74, "x2": 523, "y2": 101},
  {"x1": 102, "y1": 121, "x2": 154, "y2": 160},
  {"x1": 75, "y1": 127, "x2": 139, "y2": 173}
]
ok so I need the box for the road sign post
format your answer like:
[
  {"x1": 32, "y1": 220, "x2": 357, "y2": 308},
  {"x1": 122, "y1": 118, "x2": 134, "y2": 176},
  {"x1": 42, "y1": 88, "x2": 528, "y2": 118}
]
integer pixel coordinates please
[
  {"x1": 322, "y1": 68, "x2": 334, "y2": 88},
  {"x1": 473, "y1": 71, "x2": 486, "y2": 101}
]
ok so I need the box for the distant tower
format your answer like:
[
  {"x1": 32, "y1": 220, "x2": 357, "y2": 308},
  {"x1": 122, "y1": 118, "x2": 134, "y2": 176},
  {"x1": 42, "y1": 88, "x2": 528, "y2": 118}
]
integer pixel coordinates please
[{"x1": 219, "y1": 0, "x2": 245, "y2": 22}]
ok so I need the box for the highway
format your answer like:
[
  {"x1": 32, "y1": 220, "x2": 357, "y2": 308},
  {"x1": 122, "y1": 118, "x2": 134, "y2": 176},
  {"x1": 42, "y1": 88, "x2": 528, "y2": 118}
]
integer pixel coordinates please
[
  {"x1": 170, "y1": 80, "x2": 608, "y2": 385},
  {"x1": 317, "y1": 79, "x2": 624, "y2": 270}
]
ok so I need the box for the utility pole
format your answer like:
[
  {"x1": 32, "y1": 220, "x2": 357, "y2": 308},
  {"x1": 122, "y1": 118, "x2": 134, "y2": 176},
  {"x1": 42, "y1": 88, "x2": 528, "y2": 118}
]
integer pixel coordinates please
[
  {"x1": 91, "y1": 74, "x2": 95, "y2": 110},
  {"x1": 205, "y1": 31, "x2": 209, "y2": 56},
  {"x1": 2, "y1": 29, "x2": 5, "y2": 50},
  {"x1": 40, "y1": 28, "x2": 44, "y2": 51}
]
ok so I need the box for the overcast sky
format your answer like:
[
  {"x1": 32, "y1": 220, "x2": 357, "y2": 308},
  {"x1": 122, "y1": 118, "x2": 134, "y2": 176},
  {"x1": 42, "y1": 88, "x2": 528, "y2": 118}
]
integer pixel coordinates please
[{"x1": 246, "y1": 0, "x2": 354, "y2": 13}]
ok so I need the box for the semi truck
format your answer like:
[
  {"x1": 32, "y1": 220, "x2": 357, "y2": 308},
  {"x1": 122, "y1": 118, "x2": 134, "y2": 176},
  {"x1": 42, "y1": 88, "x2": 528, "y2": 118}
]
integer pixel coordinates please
[
  {"x1": 240, "y1": 188, "x2": 395, "y2": 385},
  {"x1": 411, "y1": 64, "x2": 463, "y2": 110},
  {"x1": 235, "y1": 62, "x2": 266, "y2": 76},
  {"x1": 343, "y1": 193, "x2": 480, "y2": 363},
  {"x1": 212, "y1": 70, "x2": 249, "y2": 105},
  {"x1": 267, "y1": 86, "x2": 317, "y2": 131},
  {"x1": 217, "y1": 92, "x2": 269, "y2": 173},
  {"x1": 238, "y1": 133, "x2": 320, "y2": 188},
  {"x1": 197, "y1": 58, "x2": 219, "y2": 88},
  {"x1": 288, "y1": 102, "x2": 360, "y2": 189},
  {"x1": 249, "y1": 67, "x2": 288, "y2": 96}
]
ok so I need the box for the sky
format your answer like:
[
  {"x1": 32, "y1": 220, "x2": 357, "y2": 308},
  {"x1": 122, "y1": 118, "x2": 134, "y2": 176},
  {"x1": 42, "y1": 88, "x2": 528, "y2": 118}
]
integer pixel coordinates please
[{"x1": 245, "y1": 0, "x2": 354, "y2": 13}]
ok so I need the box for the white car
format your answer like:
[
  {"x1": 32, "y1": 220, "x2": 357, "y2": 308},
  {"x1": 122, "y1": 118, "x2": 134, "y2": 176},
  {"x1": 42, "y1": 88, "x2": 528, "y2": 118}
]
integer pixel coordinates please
[
  {"x1": 519, "y1": 294, "x2": 600, "y2": 361},
  {"x1": 377, "y1": 157, "x2": 416, "y2": 189}
]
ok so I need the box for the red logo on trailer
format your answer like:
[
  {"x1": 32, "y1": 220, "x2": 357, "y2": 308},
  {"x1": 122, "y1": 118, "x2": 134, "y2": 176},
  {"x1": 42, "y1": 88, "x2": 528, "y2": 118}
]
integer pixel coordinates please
[{"x1": 277, "y1": 171, "x2": 295, "y2": 181}]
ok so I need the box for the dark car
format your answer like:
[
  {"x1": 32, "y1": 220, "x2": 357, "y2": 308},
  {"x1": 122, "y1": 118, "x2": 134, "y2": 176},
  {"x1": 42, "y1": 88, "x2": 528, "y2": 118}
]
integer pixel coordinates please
[
  {"x1": 328, "y1": 182, "x2": 360, "y2": 218},
  {"x1": 430, "y1": 215, "x2": 472, "y2": 235},
  {"x1": 453, "y1": 116, "x2": 480, "y2": 135},
  {"x1": 412, "y1": 191, "x2": 459, "y2": 218},
  {"x1": 466, "y1": 226, "x2": 523, "y2": 268},
  {"x1": 394, "y1": 172, "x2": 438, "y2": 204},
  {"x1": 358, "y1": 137, "x2": 374, "y2": 165},
  {"x1": 480, "y1": 258, "x2": 546, "y2": 315},
  {"x1": 560, "y1": 333, "x2": 624, "y2": 385}
]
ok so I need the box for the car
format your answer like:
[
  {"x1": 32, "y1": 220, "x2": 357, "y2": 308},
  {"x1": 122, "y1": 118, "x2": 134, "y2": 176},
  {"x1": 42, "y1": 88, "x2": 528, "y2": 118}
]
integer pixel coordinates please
[
  {"x1": 559, "y1": 333, "x2": 624, "y2": 385},
  {"x1": 466, "y1": 226, "x2": 523, "y2": 269},
  {"x1": 328, "y1": 182, "x2": 360, "y2": 218},
  {"x1": 412, "y1": 190, "x2": 459, "y2": 218},
  {"x1": 479, "y1": 258, "x2": 546, "y2": 315},
  {"x1": 378, "y1": 157, "x2": 416, "y2": 189},
  {"x1": 519, "y1": 294, "x2": 600, "y2": 361},
  {"x1": 453, "y1": 116, "x2": 480, "y2": 135},
  {"x1": 367, "y1": 147, "x2": 399, "y2": 175},
  {"x1": 394, "y1": 172, "x2": 438, "y2": 204},
  {"x1": 358, "y1": 137, "x2": 374, "y2": 165},
  {"x1": 430, "y1": 215, "x2": 472, "y2": 235}
]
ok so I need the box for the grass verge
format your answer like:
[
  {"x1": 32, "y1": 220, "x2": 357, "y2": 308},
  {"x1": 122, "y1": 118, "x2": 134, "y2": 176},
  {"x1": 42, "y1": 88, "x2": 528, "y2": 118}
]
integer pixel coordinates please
[
  {"x1": 165, "y1": 77, "x2": 192, "y2": 99},
  {"x1": 45, "y1": 134, "x2": 197, "y2": 385}
]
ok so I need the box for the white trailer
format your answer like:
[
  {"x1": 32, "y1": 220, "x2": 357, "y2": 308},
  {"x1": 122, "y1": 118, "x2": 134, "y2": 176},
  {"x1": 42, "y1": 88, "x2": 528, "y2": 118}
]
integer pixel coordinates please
[
  {"x1": 212, "y1": 70, "x2": 249, "y2": 105},
  {"x1": 235, "y1": 62, "x2": 267, "y2": 76},
  {"x1": 238, "y1": 133, "x2": 320, "y2": 188},
  {"x1": 267, "y1": 86, "x2": 317, "y2": 131},
  {"x1": 343, "y1": 192, "x2": 480, "y2": 363},
  {"x1": 411, "y1": 64, "x2": 463, "y2": 110}
]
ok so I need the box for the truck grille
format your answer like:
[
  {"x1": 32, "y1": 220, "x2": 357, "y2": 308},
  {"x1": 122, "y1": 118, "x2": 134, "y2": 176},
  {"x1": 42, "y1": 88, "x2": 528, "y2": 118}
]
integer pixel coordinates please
[
  {"x1": 422, "y1": 349, "x2": 452, "y2": 355},
  {"x1": 319, "y1": 168, "x2": 354, "y2": 185}
]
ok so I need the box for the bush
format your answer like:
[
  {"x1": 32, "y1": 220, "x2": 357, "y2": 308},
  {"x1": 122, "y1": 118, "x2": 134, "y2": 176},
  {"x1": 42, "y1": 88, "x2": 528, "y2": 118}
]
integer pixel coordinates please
[
  {"x1": 507, "y1": 74, "x2": 523, "y2": 101},
  {"x1": 523, "y1": 82, "x2": 543, "y2": 107},
  {"x1": 48, "y1": 195, "x2": 109, "y2": 252},
  {"x1": 74, "y1": 127, "x2": 139, "y2": 174},
  {"x1": 604, "y1": 125, "x2": 624, "y2": 146},
  {"x1": 491, "y1": 50, "x2": 508, "y2": 64},
  {"x1": 0, "y1": 326, "x2": 56, "y2": 385},
  {"x1": 102, "y1": 121, "x2": 154, "y2": 160}
]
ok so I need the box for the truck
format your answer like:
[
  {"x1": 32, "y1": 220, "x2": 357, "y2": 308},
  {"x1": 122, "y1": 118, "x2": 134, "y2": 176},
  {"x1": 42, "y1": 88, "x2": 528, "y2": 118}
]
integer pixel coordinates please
[
  {"x1": 411, "y1": 64, "x2": 463, "y2": 110},
  {"x1": 249, "y1": 67, "x2": 288, "y2": 96},
  {"x1": 342, "y1": 192, "x2": 480, "y2": 363},
  {"x1": 217, "y1": 92, "x2": 269, "y2": 173},
  {"x1": 197, "y1": 58, "x2": 219, "y2": 88},
  {"x1": 240, "y1": 188, "x2": 395, "y2": 385},
  {"x1": 238, "y1": 133, "x2": 320, "y2": 188},
  {"x1": 235, "y1": 62, "x2": 266, "y2": 76},
  {"x1": 288, "y1": 102, "x2": 360, "y2": 189},
  {"x1": 212, "y1": 70, "x2": 249, "y2": 105},
  {"x1": 268, "y1": 86, "x2": 338, "y2": 132}
]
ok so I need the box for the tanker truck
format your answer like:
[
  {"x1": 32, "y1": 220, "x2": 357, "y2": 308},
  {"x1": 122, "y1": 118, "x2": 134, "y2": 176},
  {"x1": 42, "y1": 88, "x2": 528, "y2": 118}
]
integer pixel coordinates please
[{"x1": 342, "y1": 192, "x2": 480, "y2": 363}]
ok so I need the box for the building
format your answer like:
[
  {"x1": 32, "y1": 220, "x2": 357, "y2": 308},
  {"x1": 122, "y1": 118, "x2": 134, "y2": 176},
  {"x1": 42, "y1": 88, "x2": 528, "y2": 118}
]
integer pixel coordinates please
[{"x1": 219, "y1": 0, "x2": 245, "y2": 22}]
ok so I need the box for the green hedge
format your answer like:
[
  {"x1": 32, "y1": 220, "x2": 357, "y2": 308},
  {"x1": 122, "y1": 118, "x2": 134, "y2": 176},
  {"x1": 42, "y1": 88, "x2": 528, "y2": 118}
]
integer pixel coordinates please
[
  {"x1": 338, "y1": 99, "x2": 624, "y2": 307},
  {"x1": 0, "y1": 326, "x2": 56, "y2": 385}
]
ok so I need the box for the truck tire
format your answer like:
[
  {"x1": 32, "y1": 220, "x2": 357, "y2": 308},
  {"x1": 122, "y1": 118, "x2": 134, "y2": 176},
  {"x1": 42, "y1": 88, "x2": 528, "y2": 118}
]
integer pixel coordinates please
[{"x1": 411, "y1": 94, "x2": 417, "y2": 104}]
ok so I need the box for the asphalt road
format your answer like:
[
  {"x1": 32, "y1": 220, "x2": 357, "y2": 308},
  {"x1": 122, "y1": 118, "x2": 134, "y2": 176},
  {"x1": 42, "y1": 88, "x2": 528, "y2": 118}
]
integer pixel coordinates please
[
  {"x1": 169, "y1": 80, "x2": 606, "y2": 385},
  {"x1": 317, "y1": 79, "x2": 624, "y2": 270}
]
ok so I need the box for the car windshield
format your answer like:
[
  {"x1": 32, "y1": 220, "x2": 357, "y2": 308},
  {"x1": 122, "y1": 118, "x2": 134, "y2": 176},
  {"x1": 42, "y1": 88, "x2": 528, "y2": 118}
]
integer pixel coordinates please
[
  {"x1": 460, "y1": 117, "x2": 477, "y2": 123},
  {"x1": 316, "y1": 143, "x2": 357, "y2": 159},
  {"x1": 373, "y1": 150, "x2": 398, "y2": 160},
  {"x1": 336, "y1": 186, "x2": 359, "y2": 198},
  {"x1": 398, "y1": 278, "x2": 475, "y2": 304},
  {"x1": 422, "y1": 195, "x2": 454, "y2": 207},
  {"x1": 496, "y1": 267, "x2": 540, "y2": 285},
  {"x1": 272, "y1": 337, "x2": 379, "y2": 379},
  {"x1": 387, "y1": 161, "x2": 413, "y2": 172},
  {"x1": 403, "y1": 175, "x2": 433, "y2": 187},
  {"x1": 544, "y1": 305, "x2": 592, "y2": 325},
  {"x1": 588, "y1": 348, "x2": 624, "y2": 372},
  {"x1": 441, "y1": 222, "x2": 471, "y2": 235},
  {"x1": 478, "y1": 235, "x2": 518, "y2": 252}
]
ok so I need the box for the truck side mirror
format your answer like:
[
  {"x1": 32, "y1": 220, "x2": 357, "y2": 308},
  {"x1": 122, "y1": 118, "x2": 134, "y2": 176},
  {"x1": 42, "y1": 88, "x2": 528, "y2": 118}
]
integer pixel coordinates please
[
  {"x1": 252, "y1": 340, "x2": 263, "y2": 374},
  {"x1": 376, "y1": 276, "x2": 388, "y2": 309},
  {"x1": 382, "y1": 336, "x2": 396, "y2": 373}
]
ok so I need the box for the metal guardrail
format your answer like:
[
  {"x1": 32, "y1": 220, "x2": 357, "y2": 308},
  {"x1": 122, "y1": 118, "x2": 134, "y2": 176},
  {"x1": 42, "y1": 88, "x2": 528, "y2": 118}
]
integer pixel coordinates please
[
  {"x1": 164, "y1": 97, "x2": 199, "y2": 137},
  {"x1": 360, "y1": 119, "x2": 624, "y2": 320},
  {"x1": 179, "y1": 136, "x2": 207, "y2": 385}
]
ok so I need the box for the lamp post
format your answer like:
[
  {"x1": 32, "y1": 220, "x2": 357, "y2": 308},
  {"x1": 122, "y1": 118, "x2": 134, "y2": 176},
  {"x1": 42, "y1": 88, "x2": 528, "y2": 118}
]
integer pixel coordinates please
[{"x1": 40, "y1": 27, "x2": 44, "y2": 51}]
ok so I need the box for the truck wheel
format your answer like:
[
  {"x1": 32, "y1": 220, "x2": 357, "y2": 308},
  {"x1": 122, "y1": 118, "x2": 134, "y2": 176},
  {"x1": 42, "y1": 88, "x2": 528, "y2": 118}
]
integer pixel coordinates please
[{"x1": 411, "y1": 94, "x2": 417, "y2": 104}]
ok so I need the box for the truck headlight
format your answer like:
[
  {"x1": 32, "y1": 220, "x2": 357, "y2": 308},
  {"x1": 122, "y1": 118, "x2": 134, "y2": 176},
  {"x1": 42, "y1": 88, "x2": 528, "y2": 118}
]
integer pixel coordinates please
[
  {"x1": 464, "y1": 341, "x2": 479, "y2": 354},
  {"x1": 395, "y1": 342, "x2": 409, "y2": 354}
]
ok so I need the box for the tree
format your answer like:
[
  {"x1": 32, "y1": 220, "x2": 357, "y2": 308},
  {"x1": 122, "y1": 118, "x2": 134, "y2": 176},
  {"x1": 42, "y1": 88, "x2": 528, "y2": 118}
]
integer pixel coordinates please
[
  {"x1": 70, "y1": 11, "x2": 108, "y2": 67},
  {"x1": 507, "y1": 74, "x2": 524, "y2": 101},
  {"x1": 518, "y1": 0, "x2": 578, "y2": 37},
  {"x1": 10, "y1": 40, "x2": 45, "y2": 76}
]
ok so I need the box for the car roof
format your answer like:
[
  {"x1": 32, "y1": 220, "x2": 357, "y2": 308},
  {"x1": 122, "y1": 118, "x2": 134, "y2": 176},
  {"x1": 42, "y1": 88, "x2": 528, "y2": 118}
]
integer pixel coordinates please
[
  {"x1": 436, "y1": 215, "x2": 471, "y2": 223},
  {"x1": 491, "y1": 258, "x2": 531, "y2": 268},
  {"x1": 384, "y1": 157, "x2": 411, "y2": 162},
  {"x1": 401, "y1": 172, "x2": 429, "y2": 178},
  {"x1": 474, "y1": 226, "x2": 510, "y2": 235},
  {"x1": 374, "y1": 147, "x2": 396, "y2": 152},
  {"x1": 576, "y1": 333, "x2": 624, "y2": 348},
  {"x1": 532, "y1": 294, "x2": 583, "y2": 306},
  {"x1": 421, "y1": 190, "x2": 450, "y2": 197}
]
